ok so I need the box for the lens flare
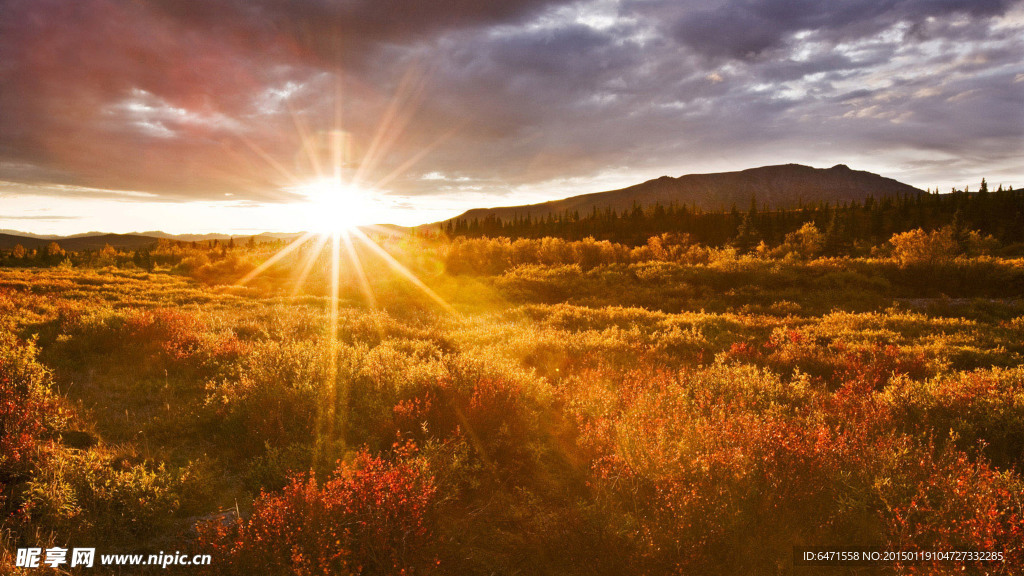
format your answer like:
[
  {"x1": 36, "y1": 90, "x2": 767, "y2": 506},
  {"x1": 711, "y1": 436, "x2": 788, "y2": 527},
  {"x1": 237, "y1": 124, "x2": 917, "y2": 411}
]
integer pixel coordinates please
[
  {"x1": 295, "y1": 178, "x2": 391, "y2": 233},
  {"x1": 228, "y1": 67, "x2": 465, "y2": 467}
]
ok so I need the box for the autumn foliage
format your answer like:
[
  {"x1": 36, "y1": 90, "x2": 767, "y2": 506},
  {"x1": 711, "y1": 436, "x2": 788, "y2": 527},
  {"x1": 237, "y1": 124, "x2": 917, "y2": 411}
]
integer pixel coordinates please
[
  {"x1": 1, "y1": 235, "x2": 1023, "y2": 575},
  {"x1": 196, "y1": 446, "x2": 438, "y2": 576},
  {"x1": 0, "y1": 333, "x2": 63, "y2": 487}
]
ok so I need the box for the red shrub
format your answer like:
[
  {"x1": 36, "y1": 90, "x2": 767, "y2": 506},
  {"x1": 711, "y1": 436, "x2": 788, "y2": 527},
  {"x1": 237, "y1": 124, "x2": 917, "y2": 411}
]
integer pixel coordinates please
[
  {"x1": 389, "y1": 375, "x2": 542, "y2": 475},
  {"x1": 838, "y1": 343, "x2": 928, "y2": 389},
  {"x1": 885, "y1": 448, "x2": 1024, "y2": 574},
  {"x1": 725, "y1": 334, "x2": 930, "y2": 390},
  {"x1": 589, "y1": 411, "x2": 881, "y2": 573},
  {"x1": 571, "y1": 363, "x2": 1022, "y2": 574},
  {"x1": 122, "y1": 309, "x2": 249, "y2": 373},
  {"x1": 879, "y1": 367, "x2": 1024, "y2": 468},
  {"x1": 726, "y1": 341, "x2": 761, "y2": 362},
  {"x1": 196, "y1": 447, "x2": 439, "y2": 576},
  {"x1": 0, "y1": 334, "x2": 63, "y2": 487},
  {"x1": 126, "y1": 309, "x2": 206, "y2": 360}
]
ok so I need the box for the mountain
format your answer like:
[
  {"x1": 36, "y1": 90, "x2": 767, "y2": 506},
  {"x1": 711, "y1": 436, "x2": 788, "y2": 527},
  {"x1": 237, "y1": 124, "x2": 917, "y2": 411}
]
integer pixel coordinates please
[
  {"x1": 0, "y1": 233, "x2": 163, "y2": 251},
  {"x1": 57, "y1": 234, "x2": 166, "y2": 251},
  {"x1": 0, "y1": 233, "x2": 50, "y2": 250},
  {"x1": 131, "y1": 231, "x2": 304, "y2": 242},
  {"x1": 446, "y1": 164, "x2": 922, "y2": 223},
  {"x1": 0, "y1": 230, "x2": 66, "y2": 240},
  {"x1": 0, "y1": 230, "x2": 311, "y2": 251},
  {"x1": 131, "y1": 231, "x2": 232, "y2": 242}
]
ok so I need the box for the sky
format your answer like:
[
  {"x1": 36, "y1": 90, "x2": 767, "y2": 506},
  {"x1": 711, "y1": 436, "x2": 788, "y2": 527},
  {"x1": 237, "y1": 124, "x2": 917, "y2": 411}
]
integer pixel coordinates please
[{"x1": 1, "y1": 0, "x2": 1022, "y2": 234}]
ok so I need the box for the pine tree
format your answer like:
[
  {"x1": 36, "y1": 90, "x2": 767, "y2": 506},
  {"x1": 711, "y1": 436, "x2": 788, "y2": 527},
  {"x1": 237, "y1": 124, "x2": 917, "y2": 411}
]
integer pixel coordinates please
[
  {"x1": 732, "y1": 212, "x2": 760, "y2": 252},
  {"x1": 823, "y1": 210, "x2": 843, "y2": 255}
]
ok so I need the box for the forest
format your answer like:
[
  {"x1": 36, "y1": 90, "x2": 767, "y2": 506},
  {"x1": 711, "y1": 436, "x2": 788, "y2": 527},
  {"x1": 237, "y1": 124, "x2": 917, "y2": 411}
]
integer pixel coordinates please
[{"x1": 1, "y1": 187, "x2": 1022, "y2": 575}]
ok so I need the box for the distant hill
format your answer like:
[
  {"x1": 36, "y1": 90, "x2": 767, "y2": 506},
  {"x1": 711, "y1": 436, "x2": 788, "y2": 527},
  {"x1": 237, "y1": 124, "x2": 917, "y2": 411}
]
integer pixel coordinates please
[
  {"x1": 446, "y1": 164, "x2": 922, "y2": 224},
  {"x1": 0, "y1": 230, "x2": 65, "y2": 240},
  {"x1": 0, "y1": 231, "x2": 305, "y2": 251},
  {"x1": 0, "y1": 233, "x2": 49, "y2": 250},
  {"x1": 133, "y1": 231, "x2": 304, "y2": 242},
  {"x1": 0, "y1": 233, "x2": 161, "y2": 251},
  {"x1": 132, "y1": 231, "x2": 233, "y2": 242}
]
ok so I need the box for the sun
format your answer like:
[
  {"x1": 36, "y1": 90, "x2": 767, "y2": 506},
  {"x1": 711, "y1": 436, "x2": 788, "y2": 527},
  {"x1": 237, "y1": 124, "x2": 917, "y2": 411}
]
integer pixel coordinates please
[{"x1": 296, "y1": 178, "x2": 389, "y2": 233}]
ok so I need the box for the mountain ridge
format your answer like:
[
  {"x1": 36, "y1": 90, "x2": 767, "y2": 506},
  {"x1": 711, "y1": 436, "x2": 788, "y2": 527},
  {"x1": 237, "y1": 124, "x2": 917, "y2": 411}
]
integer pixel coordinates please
[
  {"x1": 0, "y1": 232, "x2": 304, "y2": 251},
  {"x1": 444, "y1": 163, "x2": 923, "y2": 224},
  {"x1": 1, "y1": 164, "x2": 924, "y2": 247}
]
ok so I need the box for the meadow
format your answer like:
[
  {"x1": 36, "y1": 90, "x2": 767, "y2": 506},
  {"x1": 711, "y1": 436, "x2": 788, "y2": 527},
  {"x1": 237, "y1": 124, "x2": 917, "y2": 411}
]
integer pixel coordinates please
[{"x1": 1, "y1": 226, "x2": 1023, "y2": 574}]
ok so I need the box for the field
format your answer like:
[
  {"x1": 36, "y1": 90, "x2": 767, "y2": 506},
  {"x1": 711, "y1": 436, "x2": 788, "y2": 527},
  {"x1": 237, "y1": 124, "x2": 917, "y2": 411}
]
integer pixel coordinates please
[{"x1": 2, "y1": 232, "x2": 1024, "y2": 575}]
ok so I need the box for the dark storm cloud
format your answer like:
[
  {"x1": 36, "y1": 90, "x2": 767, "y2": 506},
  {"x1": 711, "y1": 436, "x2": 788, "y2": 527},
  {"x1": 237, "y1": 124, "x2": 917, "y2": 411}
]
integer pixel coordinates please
[{"x1": 0, "y1": 0, "x2": 1022, "y2": 207}]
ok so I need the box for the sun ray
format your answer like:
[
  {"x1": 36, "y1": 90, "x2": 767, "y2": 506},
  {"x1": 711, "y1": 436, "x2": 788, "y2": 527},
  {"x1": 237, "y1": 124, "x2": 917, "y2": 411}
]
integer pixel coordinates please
[
  {"x1": 355, "y1": 102, "x2": 421, "y2": 189},
  {"x1": 323, "y1": 231, "x2": 344, "y2": 460},
  {"x1": 212, "y1": 139, "x2": 311, "y2": 203},
  {"x1": 237, "y1": 134, "x2": 306, "y2": 189},
  {"x1": 351, "y1": 67, "x2": 426, "y2": 189},
  {"x1": 352, "y1": 73, "x2": 412, "y2": 185},
  {"x1": 333, "y1": 74, "x2": 346, "y2": 181},
  {"x1": 235, "y1": 231, "x2": 316, "y2": 286},
  {"x1": 349, "y1": 227, "x2": 456, "y2": 314},
  {"x1": 341, "y1": 230, "x2": 377, "y2": 309},
  {"x1": 371, "y1": 123, "x2": 464, "y2": 191},
  {"x1": 290, "y1": 233, "x2": 331, "y2": 297},
  {"x1": 360, "y1": 223, "x2": 407, "y2": 238},
  {"x1": 288, "y1": 104, "x2": 325, "y2": 181}
]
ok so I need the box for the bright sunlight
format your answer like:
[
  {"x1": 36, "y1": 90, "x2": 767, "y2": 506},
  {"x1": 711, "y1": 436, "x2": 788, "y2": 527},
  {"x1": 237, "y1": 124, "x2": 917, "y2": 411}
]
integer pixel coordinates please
[{"x1": 296, "y1": 178, "x2": 392, "y2": 232}]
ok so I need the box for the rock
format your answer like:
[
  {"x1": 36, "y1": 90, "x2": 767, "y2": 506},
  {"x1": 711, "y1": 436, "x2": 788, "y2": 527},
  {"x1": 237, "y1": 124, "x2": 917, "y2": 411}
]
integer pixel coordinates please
[{"x1": 59, "y1": 430, "x2": 99, "y2": 449}]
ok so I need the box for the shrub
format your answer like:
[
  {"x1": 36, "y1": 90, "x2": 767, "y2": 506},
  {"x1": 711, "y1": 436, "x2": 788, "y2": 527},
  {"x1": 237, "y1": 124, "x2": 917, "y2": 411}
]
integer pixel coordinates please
[
  {"x1": 779, "y1": 222, "x2": 825, "y2": 259},
  {"x1": 382, "y1": 358, "x2": 551, "y2": 480},
  {"x1": 125, "y1": 309, "x2": 249, "y2": 370},
  {"x1": 880, "y1": 367, "x2": 1024, "y2": 468},
  {"x1": 883, "y1": 446, "x2": 1024, "y2": 573},
  {"x1": 724, "y1": 331, "x2": 930, "y2": 389},
  {"x1": 0, "y1": 333, "x2": 65, "y2": 487},
  {"x1": 573, "y1": 361, "x2": 1024, "y2": 573},
  {"x1": 58, "y1": 307, "x2": 249, "y2": 377},
  {"x1": 15, "y1": 448, "x2": 184, "y2": 547},
  {"x1": 196, "y1": 447, "x2": 439, "y2": 576},
  {"x1": 204, "y1": 339, "x2": 328, "y2": 458},
  {"x1": 890, "y1": 227, "x2": 959, "y2": 267}
]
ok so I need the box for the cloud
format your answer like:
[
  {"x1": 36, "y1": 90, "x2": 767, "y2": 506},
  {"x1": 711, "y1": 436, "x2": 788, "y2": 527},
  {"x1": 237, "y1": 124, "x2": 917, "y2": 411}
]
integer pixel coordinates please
[
  {"x1": 0, "y1": 0, "x2": 1022, "y2": 213},
  {"x1": 147, "y1": 0, "x2": 574, "y2": 66},
  {"x1": 669, "y1": 0, "x2": 1016, "y2": 60},
  {"x1": 0, "y1": 0, "x2": 575, "y2": 200}
]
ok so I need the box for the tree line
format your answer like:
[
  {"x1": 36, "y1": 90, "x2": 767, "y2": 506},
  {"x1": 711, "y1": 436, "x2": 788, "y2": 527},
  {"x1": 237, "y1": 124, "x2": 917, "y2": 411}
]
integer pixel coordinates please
[
  {"x1": 0, "y1": 237, "x2": 277, "y2": 270},
  {"x1": 442, "y1": 181, "x2": 1024, "y2": 251}
]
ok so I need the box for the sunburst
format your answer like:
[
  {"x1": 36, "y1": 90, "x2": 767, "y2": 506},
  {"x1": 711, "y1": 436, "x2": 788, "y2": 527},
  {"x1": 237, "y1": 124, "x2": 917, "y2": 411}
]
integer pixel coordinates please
[
  {"x1": 294, "y1": 178, "x2": 394, "y2": 234},
  {"x1": 228, "y1": 69, "x2": 459, "y2": 465}
]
